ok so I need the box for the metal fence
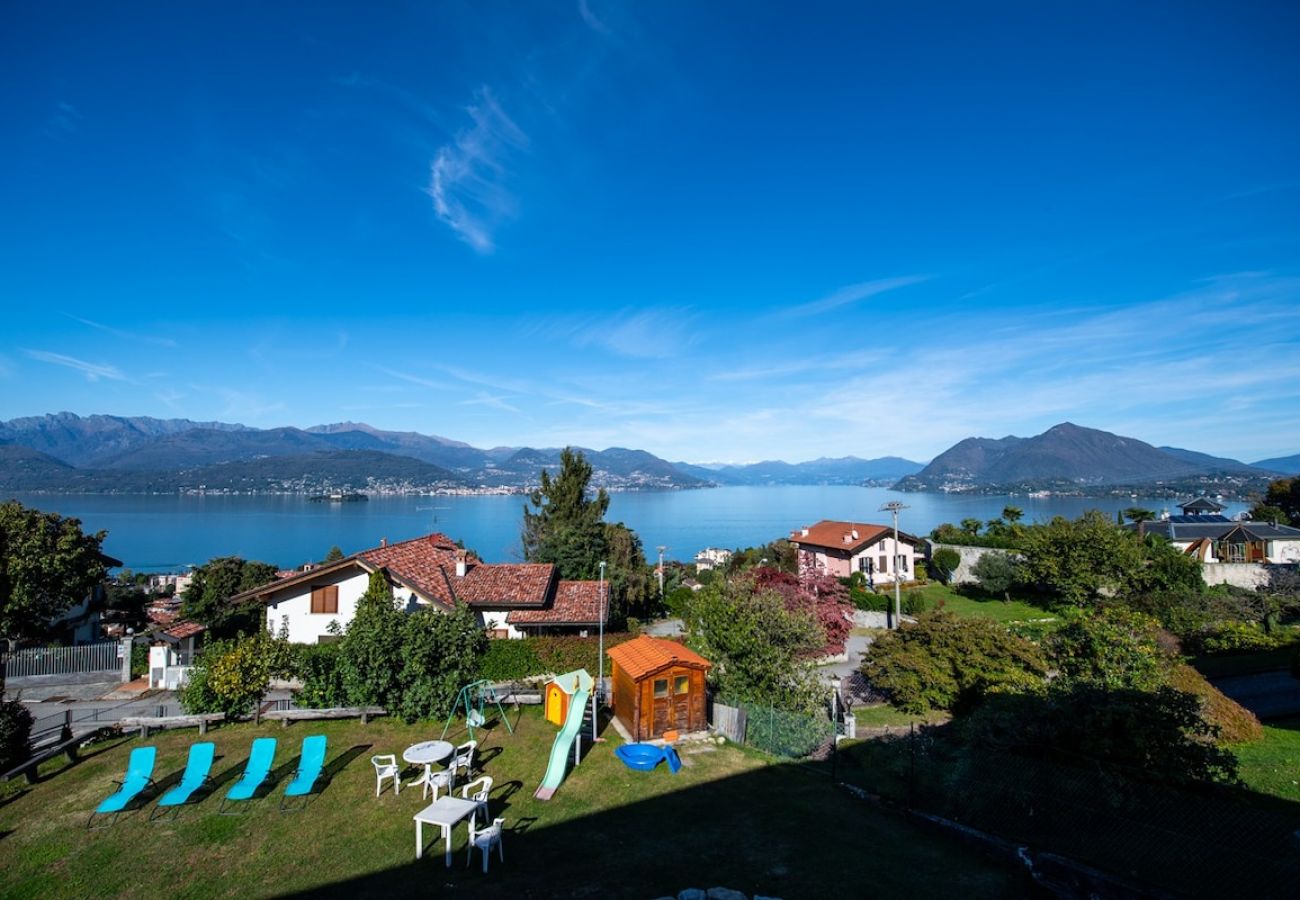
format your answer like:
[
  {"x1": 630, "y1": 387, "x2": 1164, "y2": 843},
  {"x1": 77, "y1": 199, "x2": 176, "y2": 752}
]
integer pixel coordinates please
[
  {"x1": 2, "y1": 641, "x2": 121, "y2": 679},
  {"x1": 28, "y1": 700, "x2": 186, "y2": 749},
  {"x1": 713, "y1": 697, "x2": 835, "y2": 759},
  {"x1": 838, "y1": 729, "x2": 1300, "y2": 899}
]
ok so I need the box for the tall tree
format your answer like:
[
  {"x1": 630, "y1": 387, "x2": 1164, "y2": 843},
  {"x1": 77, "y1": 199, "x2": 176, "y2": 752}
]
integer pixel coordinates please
[
  {"x1": 0, "y1": 500, "x2": 111, "y2": 642},
  {"x1": 1252, "y1": 478, "x2": 1300, "y2": 526},
  {"x1": 521, "y1": 448, "x2": 610, "y2": 579},
  {"x1": 1018, "y1": 511, "x2": 1145, "y2": 607},
  {"x1": 1123, "y1": 507, "x2": 1157, "y2": 524},
  {"x1": 1002, "y1": 506, "x2": 1024, "y2": 523},
  {"x1": 180, "y1": 556, "x2": 279, "y2": 639}
]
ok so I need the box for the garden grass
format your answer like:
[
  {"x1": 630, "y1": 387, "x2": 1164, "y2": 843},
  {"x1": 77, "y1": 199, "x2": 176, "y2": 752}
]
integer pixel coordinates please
[
  {"x1": 853, "y1": 703, "x2": 950, "y2": 730},
  {"x1": 914, "y1": 583, "x2": 1055, "y2": 624},
  {"x1": 0, "y1": 706, "x2": 1031, "y2": 899},
  {"x1": 1235, "y1": 715, "x2": 1300, "y2": 803}
]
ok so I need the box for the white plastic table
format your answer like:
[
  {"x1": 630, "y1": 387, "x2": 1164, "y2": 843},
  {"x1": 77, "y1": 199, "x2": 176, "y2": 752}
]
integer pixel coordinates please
[
  {"x1": 413, "y1": 796, "x2": 479, "y2": 866},
  {"x1": 402, "y1": 740, "x2": 453, "y2": 796}
]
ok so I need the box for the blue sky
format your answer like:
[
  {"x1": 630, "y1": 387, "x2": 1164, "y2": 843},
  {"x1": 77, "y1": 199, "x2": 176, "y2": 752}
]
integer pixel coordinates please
[{"x1": 3, "y1": 1, "x2": 1298, "y2": 463}]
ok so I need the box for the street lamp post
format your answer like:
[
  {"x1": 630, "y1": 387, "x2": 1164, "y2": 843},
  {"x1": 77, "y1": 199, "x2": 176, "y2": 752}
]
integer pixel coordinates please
[
  {"x1": 879, "y1": 501, "x2": 910, "y2": 629},
  {"x1": 656, "y1": 546, "x2": 667, "y2": 599},
  {"x1": 596, "y1": 560, "x2": 607, "y2": 739}
]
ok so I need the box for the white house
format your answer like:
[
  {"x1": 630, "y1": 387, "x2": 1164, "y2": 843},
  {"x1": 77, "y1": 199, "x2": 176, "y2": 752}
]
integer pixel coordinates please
[
  {"x1": 228, "y1": 532, "x2": 606, "y2": 644},
  {"x1": 1129, "y1": 498, "x2": 1300, "y2": 564},
  {"x1": 789, "y1": 520, "x2": 922, "y2": 585},
  {"x1": 148, "y1": 620, "x2": 205, "y2": 689},
  {"x1": 694, "y1": 547, "x2": 733, "y2": 571}
]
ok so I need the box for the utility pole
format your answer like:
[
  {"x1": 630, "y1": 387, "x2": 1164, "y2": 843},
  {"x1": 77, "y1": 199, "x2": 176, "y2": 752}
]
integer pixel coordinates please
[
  {"x1": 656, "y1": 546, "x2": 667, "y2": 598},
  {"x1": 880, "y1": 501, "x2": 910, "y2": 629},
  {"x1": 597, "y1": 560, "x2": 607, "y2": 735}
]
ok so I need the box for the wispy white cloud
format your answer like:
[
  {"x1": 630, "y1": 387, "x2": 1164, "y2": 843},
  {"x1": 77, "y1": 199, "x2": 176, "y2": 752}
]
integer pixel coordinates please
[
  {"x1": 23, "y1": 349, "x2": 125, "y2": 382},
  {"x1": 427, "y1": 87, "x2": 529, "y2": 254},
  {"x1": 460, "y1": 391, "x2": 521, "y2": 414},
  {"x1": 577, "y1": 0, "x2": 614, "y2": 36},
  {"x1": 65, "y1": 314, "x2": 178, "y2": 348},
  {"x1": 373, "y1": 364, "x2": 448, "y2": 391},
  {"x1": 574, "y1": 308, "x2": 698, "y2": 358},
  {"x1": 46, "y1": 101, "x2": 82, "y2": 136},
  {"x1": 776, "y1": 276, "x2": 930, "y2": 319}
]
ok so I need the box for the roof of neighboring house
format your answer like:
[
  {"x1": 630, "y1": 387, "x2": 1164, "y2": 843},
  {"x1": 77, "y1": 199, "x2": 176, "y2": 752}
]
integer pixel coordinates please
[
  {"x1": 230, "y1": 532, "x2": 557, "y2": 611},
  {"x1": 507, "y1": 580, "x2": 607, "y2": 626},
  {"x1": 789, "y1": 520, "x2": 920, "y2": 553},
  {"x1": 154, "y1": 620, "x2": 206, "y2": 644},
  {"x1": 1180, "y1": 497, "x2": 1226, "y2": 513},
  {"x1": 607, "y1": 635, "x2": 712, "y2": 680},
  {"x1": 1132, "y1": 519, "x2": 1300, "y2": 542}
]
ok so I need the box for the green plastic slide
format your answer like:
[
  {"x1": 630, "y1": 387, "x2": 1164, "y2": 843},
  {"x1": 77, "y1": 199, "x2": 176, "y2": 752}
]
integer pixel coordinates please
[{"x1": 534, "y1": 668, "x2": 593, "y2": 800}]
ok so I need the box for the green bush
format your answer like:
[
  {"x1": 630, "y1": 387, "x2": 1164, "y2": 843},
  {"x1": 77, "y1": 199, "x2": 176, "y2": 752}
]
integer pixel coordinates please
[
  {"x1": 477, "y1": 633, "x2": 637, "y2": 682},
  {"x1": 295, "y1": 642, "x2": 346, "y2": 708},
  {"x1": 1183, "y1": 621, "x2": 1282, "y2": 656},
  {"x1": 903, "y1": 590, "x2": 929, "y2": 615},
  {"x1": 665, "y1": 586, "x2": 694, "y2": 617},
  {"x1": 1048, "y1": 607, "x2": 1168, "y2": 691},
  {"x1": 931, "y1": 548, "x2": 961, "y2": 583},
  {"x1": 861, "y1": 610, "x2": 1047, "y2": 714},
  {"x1": 479, "y1": 639, "x2": 543, "y2": 681},
  {"x1": 397, "y1": 606, "x2": 488, "y2": 722},
  {"x1": 180, "y1": 632, "x2": 296, "y2": 717},
  {"x1": 0, "y1": 698, "x2": 34, "y2": 771},
  {"x1": 130, "y1": 643, "x2": 149, "y2": 680}
]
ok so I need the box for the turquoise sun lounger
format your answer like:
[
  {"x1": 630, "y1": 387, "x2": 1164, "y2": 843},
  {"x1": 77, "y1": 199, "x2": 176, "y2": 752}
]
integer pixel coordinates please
[
  {"x1": 220, "y1": 737, "x2": 277, "y2": 814},
  {"x1": 150, "y1": 742, "x2": 215, "y2": 821},
  {"x1": 280, "y1": 734, "x2": 327, "y2": 811},
  {"x1": 88, "y1": 746, "x2": 156, "y2": 828}
]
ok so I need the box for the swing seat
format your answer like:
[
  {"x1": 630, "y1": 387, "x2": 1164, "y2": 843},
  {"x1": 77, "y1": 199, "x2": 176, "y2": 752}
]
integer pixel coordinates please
[{"x1": 468, "y1": 709, "x2": 485, "y2": 727}]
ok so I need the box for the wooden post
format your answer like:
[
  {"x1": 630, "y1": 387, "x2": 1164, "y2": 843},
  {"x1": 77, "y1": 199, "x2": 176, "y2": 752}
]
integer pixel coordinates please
[{"x1": 199, "y1": 719, "x2": 207, "y2": 736}]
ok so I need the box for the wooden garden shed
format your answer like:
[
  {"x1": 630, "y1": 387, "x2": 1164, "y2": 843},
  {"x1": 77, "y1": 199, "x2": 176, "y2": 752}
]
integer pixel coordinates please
[{"x1": 607, "y1": 635, "x2": 712, "y2": 741}]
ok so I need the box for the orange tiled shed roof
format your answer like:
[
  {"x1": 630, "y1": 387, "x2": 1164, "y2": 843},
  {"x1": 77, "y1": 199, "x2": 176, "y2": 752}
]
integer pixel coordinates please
[
  {"x1": 607, "y1": 635, "x2": 711, "y2": 680},
  {"x1": 507, "y1": 580, "x2": 608, "y2": 625}
]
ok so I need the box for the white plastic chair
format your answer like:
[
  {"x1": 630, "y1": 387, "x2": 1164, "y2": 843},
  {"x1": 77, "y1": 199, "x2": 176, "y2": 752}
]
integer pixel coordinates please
[
  {"x1": 461, "y1": 775, "x2": 493, "y2": 824},
  {"x1": 466, "y1": 816, "x2": 505, "y2": 873},
  {"x1": 452, "y1": 739, "x2": 477, "y2": 774},
  {"x1": 424, "y1": 757, "x2": 458, "y2": 801},
  {"x1": 371, "y1": 754, "x2": 401, "y2": 797}
]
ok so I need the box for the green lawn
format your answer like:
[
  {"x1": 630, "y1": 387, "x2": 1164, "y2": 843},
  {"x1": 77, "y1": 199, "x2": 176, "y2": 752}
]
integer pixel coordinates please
[
  {"x1": 0, "y1": 707, "x2": 1030, "y2": 899},
  {"x1": 853, "y1": 703, "x2": 950, "y2": 730},
  {"x1": 1236, "y1": 716, "x2": 1300, "y2": 803},
  {"x1": 913, "y1": 583, "x2": 1055, "y2": 624}
]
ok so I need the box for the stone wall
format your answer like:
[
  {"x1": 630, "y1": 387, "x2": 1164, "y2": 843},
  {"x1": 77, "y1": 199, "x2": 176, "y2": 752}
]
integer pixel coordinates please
[
  {"x1": 1201, "y1": 563, "x2": 1272, "y2": 591},
  {"x1": 928, "y1": 543, "x2": 1014, "y2": 585}
]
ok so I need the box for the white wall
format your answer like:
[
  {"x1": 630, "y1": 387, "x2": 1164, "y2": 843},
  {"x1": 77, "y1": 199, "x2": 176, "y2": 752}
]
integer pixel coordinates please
[
  {"x1": 265, "y1": 568, "x2": 408, "y2": 644},
  {"x1": 1271, "y1": 540, "x2": 1300, "y2": 563},
  {"x1": 1201, "y1": 563, "x2": 1271, "y2": 590},
  {"x1": 849, "y1": 537, "x2": 918, "y2": 582},
  {"x1": 928, "y1": 543, "x2": 1011, "y2": 584}
]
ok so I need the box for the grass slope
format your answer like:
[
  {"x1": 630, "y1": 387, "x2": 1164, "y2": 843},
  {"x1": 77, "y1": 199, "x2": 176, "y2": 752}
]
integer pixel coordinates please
[
  {"x1": 914, "y1": 583, "x2": 1055, "y2": 624},
  {"x1": 0, "y1": 708, "x2": 1028, "y2": 899}
]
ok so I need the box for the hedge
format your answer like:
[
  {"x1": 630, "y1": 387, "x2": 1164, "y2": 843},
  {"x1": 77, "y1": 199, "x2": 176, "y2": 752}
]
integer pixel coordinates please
[{"x1": 479, "y1": 632, "x2": 637, "y2": 681}]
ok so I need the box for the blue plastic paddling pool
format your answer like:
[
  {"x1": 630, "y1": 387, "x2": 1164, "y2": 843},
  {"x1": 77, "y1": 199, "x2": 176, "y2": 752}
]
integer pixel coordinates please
[{"x1": 615, "y1": 743, "x2": 682, "y2": 773}]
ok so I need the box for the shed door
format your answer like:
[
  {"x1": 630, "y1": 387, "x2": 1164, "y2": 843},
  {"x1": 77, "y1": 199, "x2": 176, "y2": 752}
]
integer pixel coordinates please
[{"x1": 651, "y1": 676, "x2": 671, "y2": 736}]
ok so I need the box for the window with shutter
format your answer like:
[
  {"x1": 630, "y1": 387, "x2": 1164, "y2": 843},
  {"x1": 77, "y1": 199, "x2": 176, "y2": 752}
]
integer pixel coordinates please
[{"x1": 311, "y1": 585, "x2": 339, "y2": 614}]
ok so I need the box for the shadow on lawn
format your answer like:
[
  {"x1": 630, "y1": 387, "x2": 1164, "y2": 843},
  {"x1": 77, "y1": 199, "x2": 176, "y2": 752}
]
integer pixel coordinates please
[{"x1": 278, "y1": 755, "x2": 1040, "y2": 900}]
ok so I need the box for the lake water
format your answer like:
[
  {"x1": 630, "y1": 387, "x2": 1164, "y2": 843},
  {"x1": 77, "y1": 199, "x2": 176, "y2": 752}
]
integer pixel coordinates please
[{"x1": 8, "y1": 487, "x2": 1248, "y2": 572}]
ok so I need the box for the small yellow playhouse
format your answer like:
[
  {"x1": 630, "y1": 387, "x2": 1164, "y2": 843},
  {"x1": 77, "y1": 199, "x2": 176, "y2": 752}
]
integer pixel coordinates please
[{"x1": 544, "y1": 670, "x2": 585, "y2": 726}]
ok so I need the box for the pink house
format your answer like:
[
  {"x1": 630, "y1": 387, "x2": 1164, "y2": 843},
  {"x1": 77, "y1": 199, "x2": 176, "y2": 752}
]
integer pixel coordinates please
[{"x1": 789, "y1": 520, "x2": 922, "y2": 585}]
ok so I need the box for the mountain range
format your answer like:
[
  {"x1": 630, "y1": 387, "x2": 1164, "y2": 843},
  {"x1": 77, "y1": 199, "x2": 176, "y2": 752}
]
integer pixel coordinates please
[
  {"x1": 0, "y1": 413, "x2": 921, "y2": 494},
  {"x1": 0, "y1": 414, "x2": 1291, "y2": 497},
  {"x1": 893, "y1": 422, "x2": 1287, "y2": 495}
]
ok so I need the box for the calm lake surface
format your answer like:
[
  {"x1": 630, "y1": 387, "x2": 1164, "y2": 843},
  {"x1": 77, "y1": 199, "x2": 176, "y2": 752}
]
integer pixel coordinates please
[{"x1": 8, "y1": 487, "x2": 1247, "y2": 572}]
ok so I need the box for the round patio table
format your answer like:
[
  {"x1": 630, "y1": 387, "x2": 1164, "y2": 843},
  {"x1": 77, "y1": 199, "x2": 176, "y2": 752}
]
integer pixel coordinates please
[{"x1": 403, "y1": 740, "x2": 454, "y2": 796}]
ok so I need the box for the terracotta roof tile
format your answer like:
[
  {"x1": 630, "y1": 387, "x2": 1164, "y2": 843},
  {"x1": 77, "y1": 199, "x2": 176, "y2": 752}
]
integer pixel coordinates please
[
  {"x1": 790, "y1": 520, "x2": 896, "y2": 553},
  {"x1": 606, "y1": 635, "x2": 711, "y2": 680},
  {"x1": 507, "y1": 580, "x2": 608, "y2": 625},
  {"x1": 163, "y1": 621, "x2": 206, "y2": 640}
]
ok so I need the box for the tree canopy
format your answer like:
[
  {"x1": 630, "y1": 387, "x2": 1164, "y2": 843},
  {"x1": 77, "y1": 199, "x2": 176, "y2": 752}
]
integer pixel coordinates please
[
  {"x1": 180, "y1": 555, "x2": 279, "y2": 639},
  {"x1": 1251, "y1": 477, "x2": 1300, "y2": 526},
  {"x1": 0, "y1": 499, "x2": 111, "y2": 642},
  {"x1": 522, "y1": 448, "x2": 610, "y2": 579}
]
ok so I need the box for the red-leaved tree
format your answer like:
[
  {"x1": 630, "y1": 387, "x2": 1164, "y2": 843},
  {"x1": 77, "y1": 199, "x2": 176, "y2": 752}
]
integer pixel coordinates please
[{"x1": 754, "y1": 567, "x2": 853, "y2": 657}]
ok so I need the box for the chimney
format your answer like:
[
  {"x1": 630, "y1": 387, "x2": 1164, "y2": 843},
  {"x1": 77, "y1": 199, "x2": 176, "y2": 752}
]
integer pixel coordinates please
[
  {"x1": 381, "y1": 537, "x2": 388, "y2": 548},
  {"x1": 801, "y1": 527, "x2": 809, "y2": 537},
  {"x1": 851, "y1": 529, "x2": 859, "y2": 540},
  {"x1": 455, "y1": 549, "x2": 467, "y2": 578}
]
